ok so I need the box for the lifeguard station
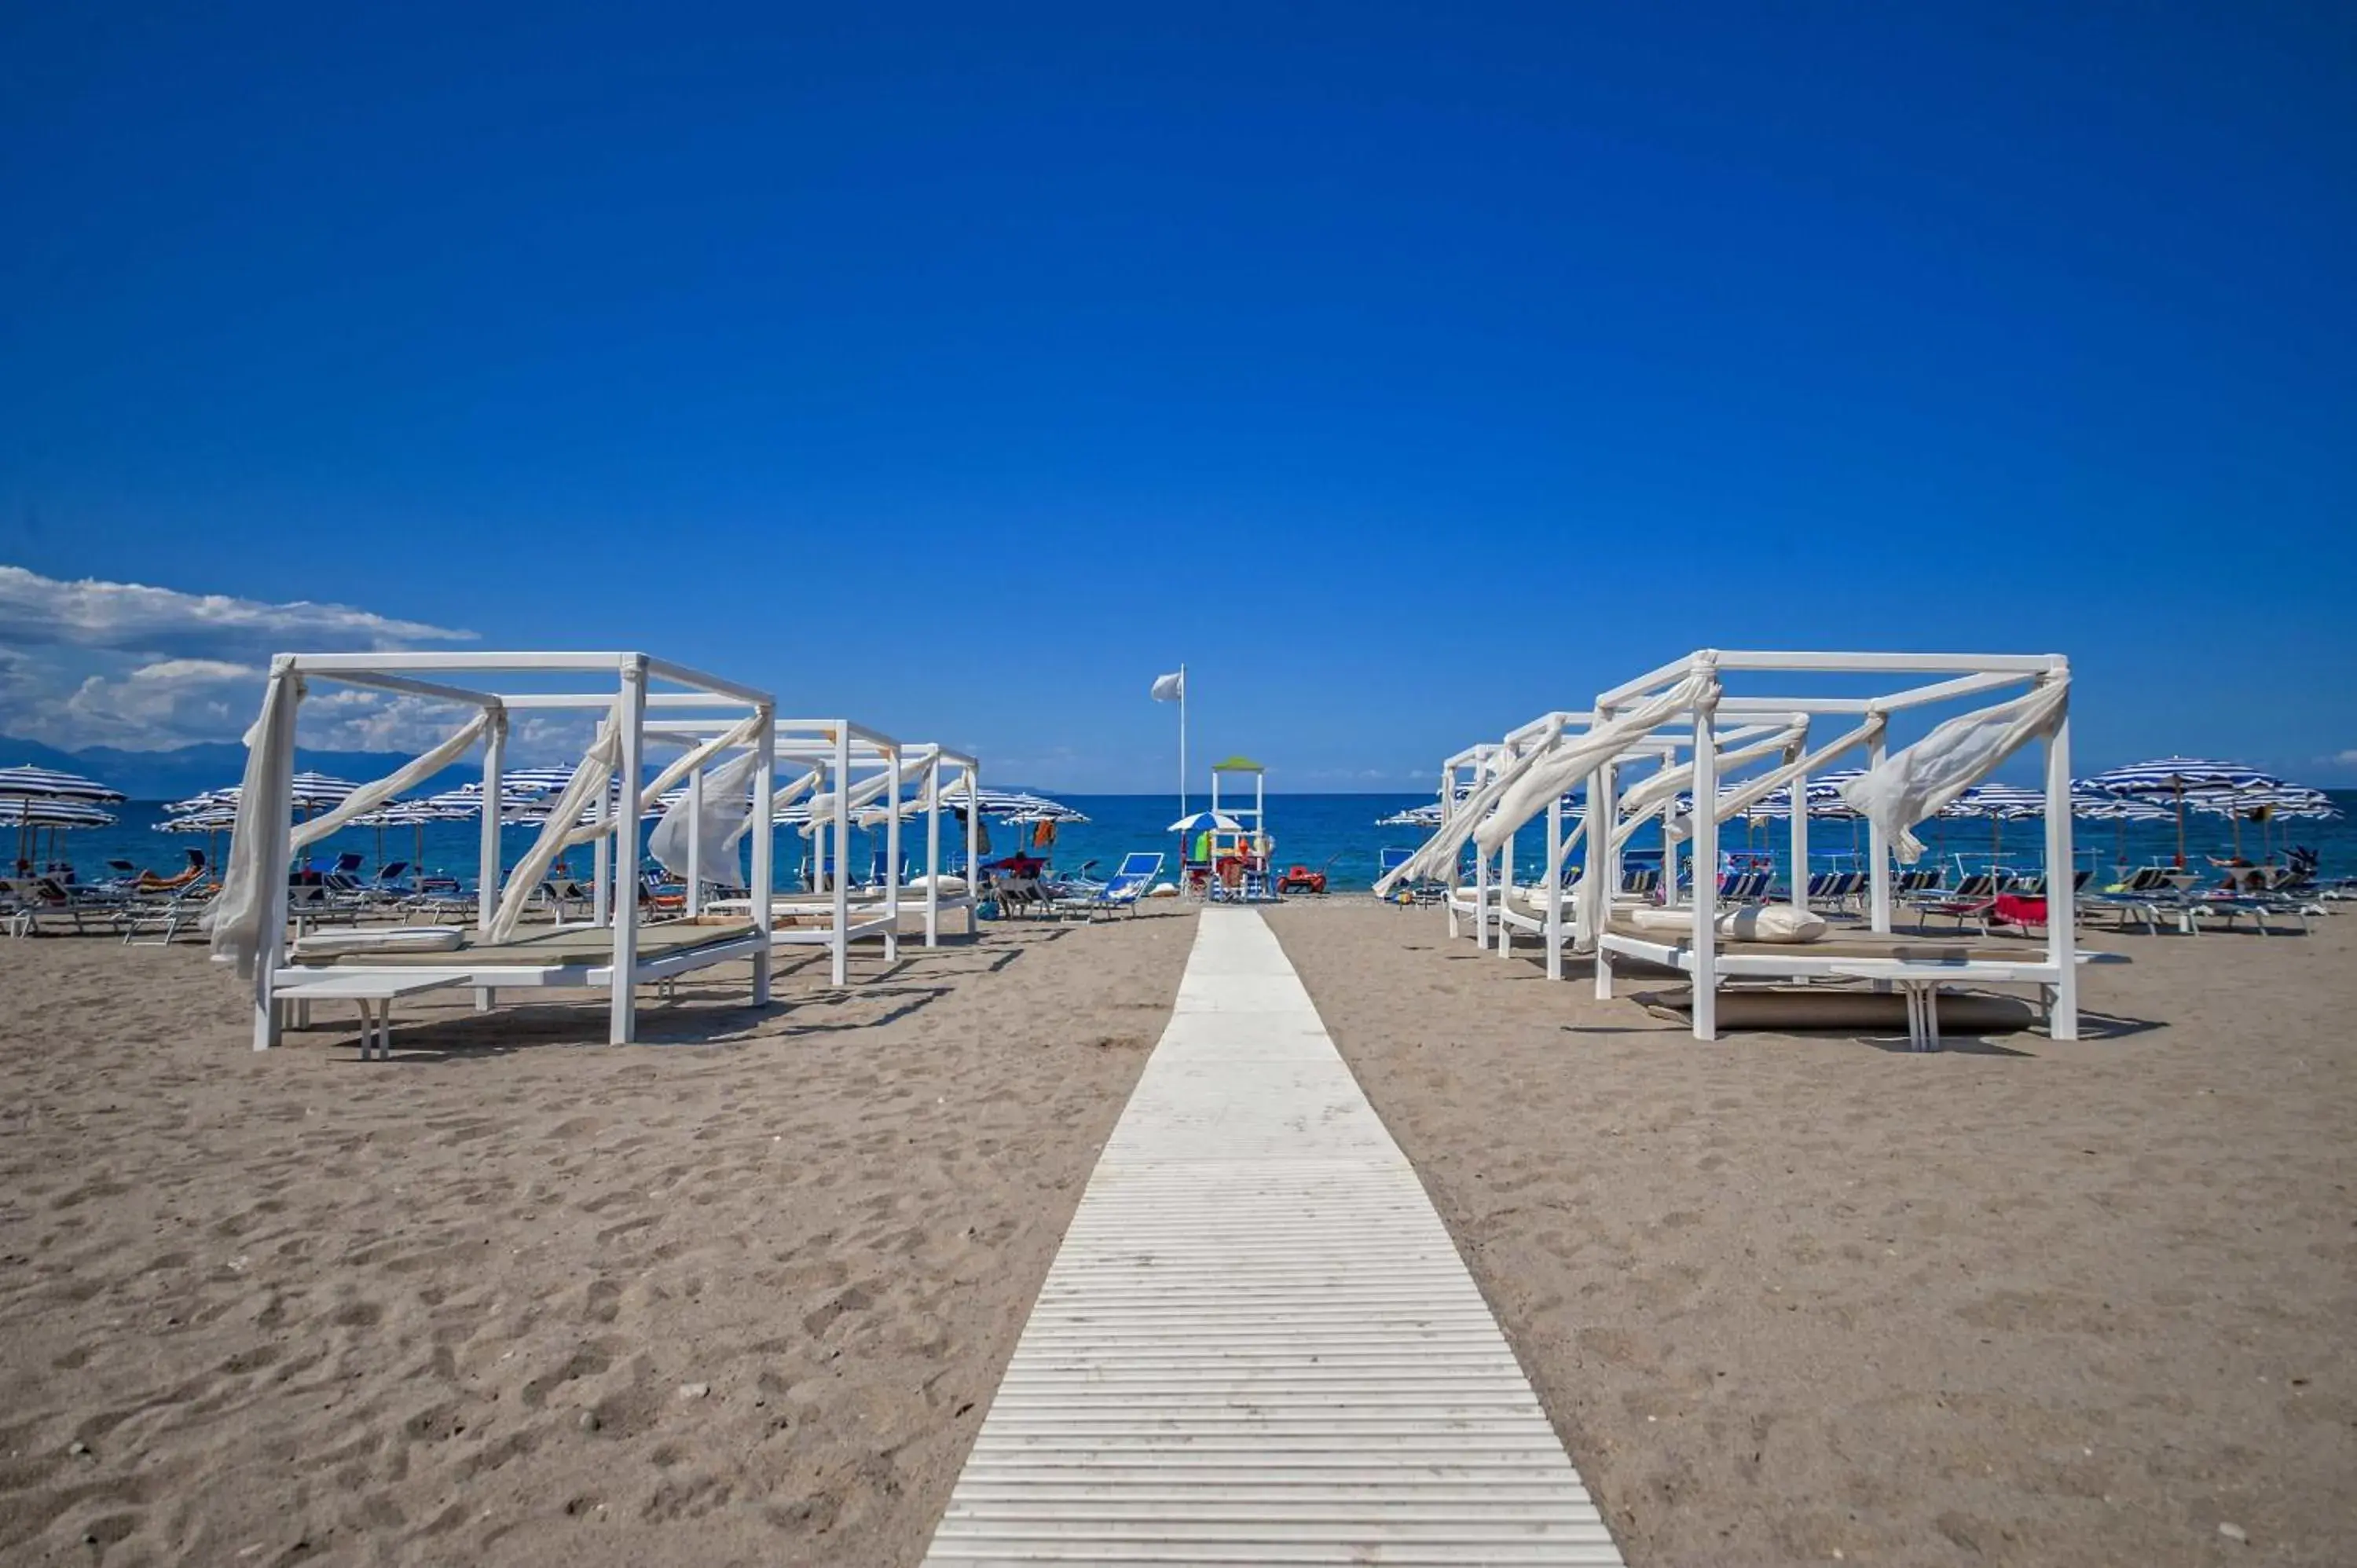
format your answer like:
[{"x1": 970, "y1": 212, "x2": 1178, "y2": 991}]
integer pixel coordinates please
[{"x1": 1177, "y1": 757, "x2": 1275, "y2": 899}]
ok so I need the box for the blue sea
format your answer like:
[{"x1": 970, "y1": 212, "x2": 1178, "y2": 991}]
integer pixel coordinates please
[{"x1": 38, "y1": 792, "x2": 2357, "y2": 894}]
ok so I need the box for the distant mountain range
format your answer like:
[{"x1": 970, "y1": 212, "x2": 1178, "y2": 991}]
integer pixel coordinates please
[{"x1": 0, "y1": 736, "x2": 476, "y2": 803}]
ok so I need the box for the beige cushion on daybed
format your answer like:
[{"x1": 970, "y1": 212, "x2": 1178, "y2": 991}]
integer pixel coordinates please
[
  {"x1": 291, "y1": 925, "x2": 466, "y2": 960},
  {"x1": 1623, "y1": 903, "x2": 1828, "y2": 943}
]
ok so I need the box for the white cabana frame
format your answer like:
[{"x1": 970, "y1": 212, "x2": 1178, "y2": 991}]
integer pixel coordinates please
[
  {"x1": 1585, "y1": 650, "x2": 2078, "y2": 1042},
  {"x1": 1464, "y1": 715, "x2": 1794, "y2": 978},
  {"x1": 759, "y1": 721, "x2": 982, "y2": 986},
  {"x1": 238, "y1": 651, "x2": 775, "y2": 1050}
]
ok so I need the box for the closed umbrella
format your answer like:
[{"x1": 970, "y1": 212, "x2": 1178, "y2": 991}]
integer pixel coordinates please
[{"x1": 2083, "y1": 757, "x2": 2276, "y2": 867}]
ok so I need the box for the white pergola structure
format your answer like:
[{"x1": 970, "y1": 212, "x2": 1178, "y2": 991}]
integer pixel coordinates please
[
  {"x1": 1463, "y1": 715, "x2": 1787, "y2": 977},
  {"x1": 1585, "y1": 650, "x2": 2078, "y2": 1042},
  {"x1": 767, "y1": 721, "x2": 981, "y2": 986},
  {"x1": 1437, "y1": 743, "x2": 1503, "y2": 941},
  {"x1": 233, "y1": 651, "x2": 775, "y2": 1050}
]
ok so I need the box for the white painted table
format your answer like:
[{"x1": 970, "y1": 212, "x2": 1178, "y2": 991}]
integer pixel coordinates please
[
  {"x1": 1827, "y1": 964, "x2": 2049, "y2": 1052},
  {"x1": 276, "y1": 973, "x2": 468, "y2": 1061}
]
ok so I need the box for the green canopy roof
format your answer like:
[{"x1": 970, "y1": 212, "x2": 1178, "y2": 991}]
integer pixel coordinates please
[{"x1": 1210, "y1": 755, "x2": 1264, "y2": 773}]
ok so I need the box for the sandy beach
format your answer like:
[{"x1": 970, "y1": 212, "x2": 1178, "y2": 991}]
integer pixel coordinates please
[
  {"x1": 0, "y1": 910, "x2": 1197, "y2": 1567},
  {"x1": 1266, "y1": 902, "x2": 2357, "y2": 1567},
  {"x1": 5, "y1": 899, "x2": 2352, "y2": 1567}
]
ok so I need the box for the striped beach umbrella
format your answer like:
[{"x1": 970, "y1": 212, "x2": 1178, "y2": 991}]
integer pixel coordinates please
[
  {"x1": 1945, "y1": 783, "x2": 2049, "y2": 864},
  {"x1": 0, "y1": 797, "x2": 118, "y2": 874},
  {"x1": 0, "y1": 765, "x2": 126, "y2": 871},
  {"x1": 0, "y1": 797, "x2": 118, "y2": 827},
  {"x1": 2068, "y1": 789, "x2": 2172, "y2": 866},
  {"x1": 2083, "y1": 757, "x2": 2278, "y2": 865},
  {"x1": 0, "y1": 765, "x2": 127, "y2": 804},
  {"x1": 2186, "y1": 782, "x2": 2340, "y2": 863}
]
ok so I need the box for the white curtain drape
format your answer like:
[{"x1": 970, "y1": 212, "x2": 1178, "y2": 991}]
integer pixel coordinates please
[
  {"x1": 1838, "y1": 677, "x2": 2069, "y2": 863},
  {"x1": 648, "y1": 749, "x2": 763, "y2": 890},
  {"x1": 205, "y1": 666, "x2": 303, "y2": 976},
  {"x1": 640, "y1": 713, "x2": 764, "y2": 812},
  {"x1": 1477, "y1": 669, "x2": 1720, "y2": 856},
  {"x1": 289, "y1": 712, "x2": 492, "y2": 852},
  {"x1": 1611, "y1": 718, "x2": 1807, "y2": 848},
  {"x1": 488, "y1": 724, "x2": 622, "y2": 942},
  {"x1": 801, "y1": 768, "x2": 896, "y2": 839},
  {"x1": 1707, "y1": 713, "x2": 1886, "y2": 826},
  {"x1": 1371, "y1": 717, "x2": 1565, "y2": 896}
]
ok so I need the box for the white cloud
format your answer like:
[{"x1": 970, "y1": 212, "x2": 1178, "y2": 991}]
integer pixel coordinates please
[
  {"x1": 0, "y1": 566, "x2": 471, "y2": 659},
  {"x1": 2330, "y1": 749, "x2": 2357, "y2": 768},
  {"x1": 0, "y1": 564, "x2": 478, "y2": 753}
]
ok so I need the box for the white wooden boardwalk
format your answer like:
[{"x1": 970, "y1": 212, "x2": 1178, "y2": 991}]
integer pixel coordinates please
[{"x1": 922, "y1": 908, "x2": 1625, "y2": 1566}]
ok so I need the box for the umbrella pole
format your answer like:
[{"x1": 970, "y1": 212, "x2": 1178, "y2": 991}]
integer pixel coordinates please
[{"x1": 2174, "y1": 785, "x2": 2186, "y2": 867}]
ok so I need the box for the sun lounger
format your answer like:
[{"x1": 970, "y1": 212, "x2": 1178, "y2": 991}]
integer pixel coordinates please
[{"x1": 1056, "y1": 852, "x2": 1162, "y2": 918}]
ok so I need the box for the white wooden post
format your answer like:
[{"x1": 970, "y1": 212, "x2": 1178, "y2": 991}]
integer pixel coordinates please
[
  {"x1": 1472, "y1": 821, "x2": 1491, "y2": 950},
  {"x1": 1442, "y1": 764, "x2": 1461, "y2": 938},
  {"x1": 966, "y1": 763, "x2": 981, "y2": 934},
  {"x1": 924, "y1": 753, "x2": 942, "y2": 947},
  {"x1": 2044, "y1": 683, "x2": 2079, "y2": 1039},
  {"x1": 1662, "y1": 812, "x2": 1681, "y2": 907},
  {"x1": 1868, "y1": 731, "x2": 1893, "y2": 934},
  {"x1": 684, "y1": 762, "x2": 704, "y2": 917},
  {"x1": 592, "y1": 755, "x2": 613, "y2": 928},
  {"x1": 831, "y1": 725, "x2": 851, "y2": 986},
  {"x1": 251, "y1": 671, "x2": 296, "y2": 1053},
  {"x1": 1589, "y1": 764, "x2": 1615, "y2": 998},
  {"x1": 1789, "y1": 764, "x2": 1811, "y2": 911},
  {"x1": 609, "y1": 657, "x2": 645, "y2": 1045},
  {"x1": 750, "y1": 707, "x2": 774, "y2": 1007},
  {"x1": 1496, "y1": 813, "x2": 1516, "y2": 959},
  {"x1": 478, "y1": 707, "x2": 504, "y2": 932},
  {"x1": 1691, "y1": 700, "x2": 1720, "y2": 1041},
  {"x1": 1544, "y1": 792, "x2": 1563, "y2": 981},
  {"x1": 883, "y1": 746, "x2": 902, "y2": 964}
]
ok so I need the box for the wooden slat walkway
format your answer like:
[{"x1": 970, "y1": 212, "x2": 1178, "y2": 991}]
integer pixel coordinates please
[{"x1": 922, "y1": 908, "x2": 1624, "y2": 1566}]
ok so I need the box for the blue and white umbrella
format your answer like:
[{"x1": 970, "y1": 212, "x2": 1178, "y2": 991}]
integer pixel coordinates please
[
  {"x1": 0, "y1": 764, "x2": 127, "y2": 804},
  {"x1": 0, "y1": 766, "x2": 126, "y2": 870},
  {"x1": 2186, "y1": 782, "x2": 2340, "y2": 862},
  {"x1": 2083, "y1": 757, "x2": 2280, "y2": 865},
  {"x1": 1, "y1": 796, "x2": 117, "y2": 874}
]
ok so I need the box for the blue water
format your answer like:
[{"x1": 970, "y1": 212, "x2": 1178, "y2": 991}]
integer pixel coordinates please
[{"x1": 35, "y1": 792, "x2": 2357, "y2": 892}]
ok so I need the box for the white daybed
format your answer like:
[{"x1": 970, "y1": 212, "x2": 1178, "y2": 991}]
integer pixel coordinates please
[{"x1": 211, "y1": 650, "x2": 776, "y2": 1052}]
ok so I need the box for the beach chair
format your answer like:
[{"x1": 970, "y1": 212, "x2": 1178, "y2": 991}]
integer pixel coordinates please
[
  {"x1": 1716, "y1": 869, "x2": 1772, "y2": 903},
  {"x1": 135, "y1": 849, "x2": 208, "y2": 895},
  {"x1": 117, "y1": 879, "x2": 214, "y2": 946},
  {"x1": 1619, "y1": 866, "x2": 1661, "y2": 898},
  {"x1": 1377, "y1": 847, "x2": 1447, "y2": 907},
  {"x1": 1909, "y1": 871, "x2": 2002, "y2": 932},
  {"x1": 539, "y1": 877, "x2": 596, "y2": 922},
  {"x1": 1058, "y1": 852, "x2": 1163, "y2": 918},
  {"x1": 988, "y1": 871, "x2": 1049, "y2": 918},
  {"x1": 2081, "y1": 866, "x2": 2176, "y2": 933}
]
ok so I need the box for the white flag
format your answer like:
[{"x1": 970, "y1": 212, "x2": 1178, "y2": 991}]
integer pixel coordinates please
[{"x1": 1149, "y1": 670, "x2": 1184, "y2": 702}]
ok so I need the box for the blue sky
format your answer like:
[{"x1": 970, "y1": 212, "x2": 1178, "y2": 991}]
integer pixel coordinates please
[{"x1": 2, "y1": 2, "x2": 2352, "y2": 788}]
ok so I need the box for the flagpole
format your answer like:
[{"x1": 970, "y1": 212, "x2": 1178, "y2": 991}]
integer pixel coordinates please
[{"x1": 1178, "y1": 662, "x2": 1188, "y2": 819}]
